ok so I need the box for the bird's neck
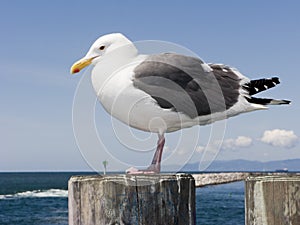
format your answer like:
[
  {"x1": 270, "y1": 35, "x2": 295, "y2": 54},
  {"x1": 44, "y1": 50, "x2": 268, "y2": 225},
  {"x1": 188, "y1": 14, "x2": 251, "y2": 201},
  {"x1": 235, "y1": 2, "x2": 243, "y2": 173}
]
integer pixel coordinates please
[{"x1": 91, "y1": 46, "x2": 139, "y2": 96}]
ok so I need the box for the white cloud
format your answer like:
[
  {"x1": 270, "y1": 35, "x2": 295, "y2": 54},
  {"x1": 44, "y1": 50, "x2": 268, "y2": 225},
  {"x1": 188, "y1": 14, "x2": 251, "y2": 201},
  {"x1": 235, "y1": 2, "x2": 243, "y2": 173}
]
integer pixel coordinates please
[
  {"x1": 235, "y1": 136, "x2": 253, "y2": 147},
  {"x1": 163, "y1": 145, "x2": 171, "y2": 152},
  {"x1": 195, "y1": 136, "x2": 253, "y2": 153},
  {"x1": 177, "y1": 148, "x2": 187, "y2": 155},
  {"x1": 222, "y1": 136, "x2": 253, "y2": 150},
  {"x1": 260, "y1": 129, "x2": 299, "y2": 148},
  {"x1": 222, "y1": 139, "x2": 235, "y2": 149},
  {"x1": 195, "y1": 146, "x2": 205, "y2": 153}
]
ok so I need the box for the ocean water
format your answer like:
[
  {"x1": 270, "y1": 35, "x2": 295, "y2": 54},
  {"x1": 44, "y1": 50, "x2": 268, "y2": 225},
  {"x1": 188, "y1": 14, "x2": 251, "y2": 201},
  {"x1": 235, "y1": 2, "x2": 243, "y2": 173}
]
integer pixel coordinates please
[
  {"x1": 0, "y1": 172, "x2": 244, "y2": 225},
  {"x1": 196, "y1": 182, "x2": 244, "y2": 225}
]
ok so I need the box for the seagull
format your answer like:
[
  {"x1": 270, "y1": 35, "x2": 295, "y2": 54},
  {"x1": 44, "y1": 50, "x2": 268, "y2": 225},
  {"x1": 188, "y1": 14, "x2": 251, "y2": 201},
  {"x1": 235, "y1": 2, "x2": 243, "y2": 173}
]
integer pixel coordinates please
[{"x1": 70, "y1": 33, "x2": 290, "y2": 174}]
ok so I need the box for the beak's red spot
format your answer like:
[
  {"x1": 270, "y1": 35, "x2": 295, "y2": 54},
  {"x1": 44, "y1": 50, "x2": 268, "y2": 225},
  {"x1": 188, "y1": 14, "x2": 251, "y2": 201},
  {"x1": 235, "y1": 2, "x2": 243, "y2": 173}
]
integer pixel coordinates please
[{"x1": 73, "y1": 68, "x2": 80, "y2": 73}]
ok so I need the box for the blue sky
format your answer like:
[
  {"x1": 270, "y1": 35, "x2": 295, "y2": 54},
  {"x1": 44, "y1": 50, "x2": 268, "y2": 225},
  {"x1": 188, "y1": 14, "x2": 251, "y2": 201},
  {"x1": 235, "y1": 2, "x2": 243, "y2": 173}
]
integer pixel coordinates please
[{"x1": 1, "y1": 1, "x2": 299, "y2": 171}]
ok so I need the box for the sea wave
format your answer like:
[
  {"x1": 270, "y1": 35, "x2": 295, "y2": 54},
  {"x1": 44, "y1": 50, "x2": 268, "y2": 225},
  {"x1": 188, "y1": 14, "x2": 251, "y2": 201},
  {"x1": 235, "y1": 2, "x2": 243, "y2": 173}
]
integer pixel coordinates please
[{"x1": 0, "y1": 189, "x2": 68, "y2": 199}]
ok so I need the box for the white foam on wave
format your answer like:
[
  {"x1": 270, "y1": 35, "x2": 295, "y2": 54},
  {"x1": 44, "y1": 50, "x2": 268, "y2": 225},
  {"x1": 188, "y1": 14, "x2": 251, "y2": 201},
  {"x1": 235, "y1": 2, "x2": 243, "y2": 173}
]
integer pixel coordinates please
[{"x1": 0, "y1": 189, "x2": 68, "y2": 199}]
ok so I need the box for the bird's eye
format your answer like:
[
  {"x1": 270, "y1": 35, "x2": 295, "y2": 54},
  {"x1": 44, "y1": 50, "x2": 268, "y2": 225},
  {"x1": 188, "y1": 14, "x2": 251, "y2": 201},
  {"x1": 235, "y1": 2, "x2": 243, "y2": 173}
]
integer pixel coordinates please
[{"x1": 99, "y1": 46, "x2": 105, "y2": 50}]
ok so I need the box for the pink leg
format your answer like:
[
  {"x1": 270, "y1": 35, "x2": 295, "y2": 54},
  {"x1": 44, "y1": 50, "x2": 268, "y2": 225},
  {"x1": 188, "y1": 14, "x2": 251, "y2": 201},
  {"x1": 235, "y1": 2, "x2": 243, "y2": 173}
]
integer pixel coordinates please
[
  {"x1": 126, "y1": 134, "x2": 165, "y2": 174},
  {"x1": 147, "y1": 134, "x2": 165, "y2": 172}
]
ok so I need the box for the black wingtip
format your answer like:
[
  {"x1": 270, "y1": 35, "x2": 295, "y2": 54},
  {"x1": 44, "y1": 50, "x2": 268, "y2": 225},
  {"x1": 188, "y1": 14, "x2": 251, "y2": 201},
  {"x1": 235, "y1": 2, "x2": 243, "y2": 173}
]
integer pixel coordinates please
[
  {"x1": 281, "y1": 100, "x2": 291, "y2": 105},
  {"x1": 244, "y1": 77, "x2": 282, "y2": 96},
  {"x1": 272, "y1": 77, "x2": 280, "y2": 84},
  {"x1": 270, "y1": 99, "x2": 291, "y2": 105},
  {"x1": 246, "y1": 97, "x2": 291, "y2": 105}
]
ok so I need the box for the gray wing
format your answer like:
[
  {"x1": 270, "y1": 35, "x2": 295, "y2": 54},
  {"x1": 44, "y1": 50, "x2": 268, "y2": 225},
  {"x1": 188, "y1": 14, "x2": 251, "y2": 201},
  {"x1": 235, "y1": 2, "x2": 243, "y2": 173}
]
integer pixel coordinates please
[{"x1": 133, "y1": 53, "x2": 241, "y2": 118}]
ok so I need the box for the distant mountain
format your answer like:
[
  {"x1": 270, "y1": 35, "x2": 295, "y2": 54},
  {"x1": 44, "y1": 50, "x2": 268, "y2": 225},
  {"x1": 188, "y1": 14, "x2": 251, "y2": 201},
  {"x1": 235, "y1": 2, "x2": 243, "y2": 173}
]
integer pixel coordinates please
[{"x1": 169, "y1": 159, "x2": 300, "y2": 172}]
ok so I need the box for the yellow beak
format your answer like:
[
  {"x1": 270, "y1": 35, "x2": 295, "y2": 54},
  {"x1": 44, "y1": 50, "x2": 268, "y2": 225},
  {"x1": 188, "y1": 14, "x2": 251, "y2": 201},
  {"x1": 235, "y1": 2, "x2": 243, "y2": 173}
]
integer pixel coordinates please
[{"x1": 70, "y1": 57, "x2": 95, "y2": 74}]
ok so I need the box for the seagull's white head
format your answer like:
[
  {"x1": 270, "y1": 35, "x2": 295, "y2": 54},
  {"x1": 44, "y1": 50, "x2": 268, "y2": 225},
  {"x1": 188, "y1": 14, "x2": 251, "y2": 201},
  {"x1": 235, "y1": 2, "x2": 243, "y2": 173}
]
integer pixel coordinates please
[{"x1": 70, "y1": 33, "x2": 137, "y2": 74}]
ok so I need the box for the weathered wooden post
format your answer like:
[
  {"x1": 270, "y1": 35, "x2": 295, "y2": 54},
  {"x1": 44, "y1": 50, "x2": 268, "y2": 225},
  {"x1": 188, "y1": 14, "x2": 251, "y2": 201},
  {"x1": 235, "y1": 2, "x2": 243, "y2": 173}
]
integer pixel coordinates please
[
  {"x1": 69, "y1": 174, "x2": 195, "y2": 225},
  {"x1": 245, "y1": 175, "x2": 300, "y2": 225}
]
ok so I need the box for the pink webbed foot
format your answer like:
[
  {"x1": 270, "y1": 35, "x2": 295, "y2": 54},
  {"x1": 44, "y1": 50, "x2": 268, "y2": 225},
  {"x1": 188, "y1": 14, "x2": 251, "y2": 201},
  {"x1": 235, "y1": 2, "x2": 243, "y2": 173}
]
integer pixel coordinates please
[
  {"x1": 125, "y1": 134, "x2": 165, "y2": 175},
  {"x1": 125, "y1": 166, "x2": 159, "y2": 175}
]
